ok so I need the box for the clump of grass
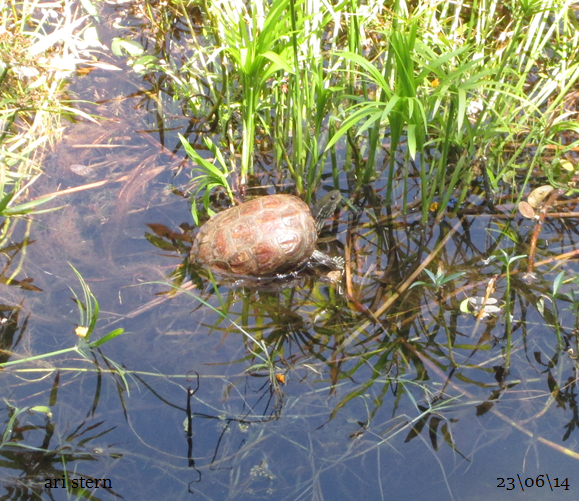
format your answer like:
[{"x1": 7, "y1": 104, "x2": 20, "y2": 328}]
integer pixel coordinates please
[
  {"x1": 108, "y1": 0, "x2": 578, "y2": 214},
  {"x1": 207, "y1": 0, "x2": 295, "y2": 184}
]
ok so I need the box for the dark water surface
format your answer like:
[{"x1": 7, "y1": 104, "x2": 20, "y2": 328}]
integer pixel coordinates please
[{"x1": 2, "y1": 3, "x2": 579, "y2": 501}]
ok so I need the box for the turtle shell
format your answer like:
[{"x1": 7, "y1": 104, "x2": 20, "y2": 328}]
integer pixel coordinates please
[{"x1": 192, "y1": 194, "x2": 317, "y2": 277}]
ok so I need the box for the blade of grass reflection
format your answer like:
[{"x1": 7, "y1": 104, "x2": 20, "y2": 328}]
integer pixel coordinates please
[
  {"x1": 5, "y1": 218, "x2": 33, "y2": 287},
  {"x1": 33, "y1": 167, "x2": 165, "y2": 200},
  {"x1": 144, "y1": 281, "x2": 280, "y2": 372},
  {"x1": 401, "y1": 339, "x2": 579, "y2": 461},
  {"x1": 442, "y1": 247, "x2": 579, "y2": 312},
  {"x1": 104, "y1": 280, "x2": 199, "y2": 328},
  {"x1": 342, "y1": 221, "x2": 579, "y2": 356},
  {"x1": 338, "y1": 218, "x2": 464, "y2": 352}
]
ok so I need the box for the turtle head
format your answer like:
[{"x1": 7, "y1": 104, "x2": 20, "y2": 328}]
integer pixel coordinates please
[{"x1": 313, "y1": 190, "x2": 341, "y2": 233}]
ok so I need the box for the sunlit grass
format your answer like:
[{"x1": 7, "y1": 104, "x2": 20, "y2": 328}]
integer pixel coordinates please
[
  {"x1": 0, "y1": 0, "x2": 100, "y2": 248},
  {"x1": 120, "y1": 0, "x2": 577, "y2": 224}
]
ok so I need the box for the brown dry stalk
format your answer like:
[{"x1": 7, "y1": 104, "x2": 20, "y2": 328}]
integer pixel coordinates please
[{"x1": 527, "y1": 188, "x2": 566, "y2": 274}]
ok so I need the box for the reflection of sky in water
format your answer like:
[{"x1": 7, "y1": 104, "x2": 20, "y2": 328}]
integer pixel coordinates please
[{"x1": 4, "y1": 107, "x2": 579, "y2": 500}]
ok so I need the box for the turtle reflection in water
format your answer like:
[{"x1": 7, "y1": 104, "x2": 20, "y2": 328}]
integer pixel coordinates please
[{"x1": 191, "y1": 191, "x2": 343, "y2": 283}]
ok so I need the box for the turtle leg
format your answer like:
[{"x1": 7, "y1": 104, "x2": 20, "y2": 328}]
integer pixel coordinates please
[{"x1": 311, "y1": 250, "x2": 344, "y2": 270}]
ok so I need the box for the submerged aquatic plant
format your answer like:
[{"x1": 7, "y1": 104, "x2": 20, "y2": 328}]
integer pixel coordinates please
[
  {"x1": 0, "y1": 265, "x2": 124, "y2": 368},
  {"x1": 0, "y1": 397, "x2": 123, "y2": 498},
  {"x1": 410, "y1": 268, "x2": 466, "y2": 291}
]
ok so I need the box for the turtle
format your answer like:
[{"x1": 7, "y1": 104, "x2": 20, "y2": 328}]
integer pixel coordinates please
[{"x1": 191, "y1": 190, "x2": 342, "y2": 278}]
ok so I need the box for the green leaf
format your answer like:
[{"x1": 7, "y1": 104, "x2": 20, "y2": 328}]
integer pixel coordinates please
[
  {"x1": 29, "y1": 406, "x2": 52, "y2": 415},
  {"x1": 552, "y1": 270, "x2": 565, "y2": 296},
  {"x1": 423, "y1": 269, "x2": 436, "y2": 282},
  {"x1": 407, "y1": 123, "x2": 417, "y2": 159},
  {"x1": 442, "y1": 272, "x2": 466, "y2": 284},
  {"x1": 326, "y1": 103, "x2": 384, "y2": 150},
  {"x1": 191, "y1": 202, "x2": 199, "y2": 226},
  {"x1": 79, "y1": 0, "x2": 99, "y2": 20},
  {"x1": 261, "y1": 51, "x2": 294, "y2": 74},
  {"x1": 335, "y1": 51, "x2": 391, "y2": 92},
  {"x1": 239, "y1": 47, "x2": 249, "y2": 71},
  {"x1": 457, "y1": 87, "x2": 466, "y2": 132},
  {"x1": 459, "y1": 298, "x2": 471, "y2": 314},
  {"x1": 144, "y1": 233, "x2": 178, "y2": 251},
  {"x1": 111, "y1": 38, "x2": 143, "y2": 57},
  {"x1": 3, "y1": 195, "x2": 55, "y2": 215},
  {"x1": 133, "y1": 55, "x2": 159, "y2": 71},
  {"x1": 89, "y1": 329, "x2": 125, "y2": 348},
  {"x1": 86, "y1": 296, "x2": 99, "y2": 341},
  {"x1": 0, "y1": 191, "x2": 15, "y2": 214}
]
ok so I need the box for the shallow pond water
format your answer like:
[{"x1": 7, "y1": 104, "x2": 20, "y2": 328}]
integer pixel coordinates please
[{"x1": 2, "y1": 3, "x2": 579, "y2": 501}]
